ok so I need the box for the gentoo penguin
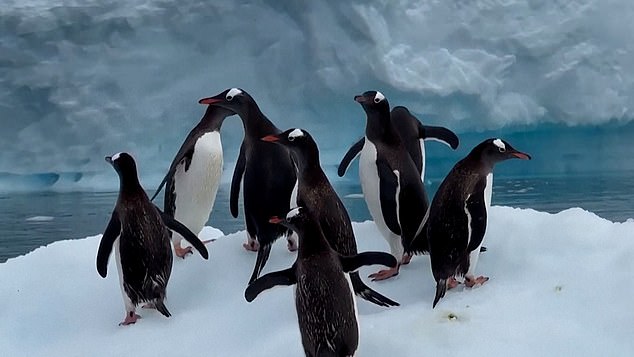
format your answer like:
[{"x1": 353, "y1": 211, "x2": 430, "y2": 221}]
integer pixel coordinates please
[
  {"x1": 97, "y1": 153, "x2": 209, "y2": 325},
  {"x1": 198, "y1": 88, "x2": 297, "y2": 284},
  {"x1": 354, "y1": 90, "x2": 429, "y2": 280},
  {"x1": 261, "y1": 128, "x2": 399, "y2": 307},
  {"x1": 151, "y1": 105, "x2": 234, "y2": 258},
  {"x1": 428, "y1": 138, "x2": 531, "y2": 308},
  {"x1": 338, "y1": 105, "x2": 459, "y2": 178},
  {"x1": 245, "y1": 207, "x2": 397, "y2": 357}
]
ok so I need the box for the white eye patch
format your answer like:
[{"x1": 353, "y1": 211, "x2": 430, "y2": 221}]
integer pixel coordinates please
[
  {"x1": 286, "y1": 207, "x2": 302, "y2": 219},
  {"x1": 493, "y1": 139, "x2": 506, "y2": 151},
  {"x1": 226, "y1": 88, "x2": 243, "y2": 101},
  {"x1": 374, "y1": 91, "x2": 385, "y2": 103},
  {"x1": 111, "y1": 152, "x2": 122, "y2": 161},
  {"x1": 288, "y1": 128, "x2": 304, "y2": 141}
]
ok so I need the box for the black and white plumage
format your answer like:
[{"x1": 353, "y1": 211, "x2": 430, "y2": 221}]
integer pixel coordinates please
[
  {"x1": 354, "y1": 91, "x2": 430, "y2": 280},
  {"x1": 198, "y1": 88, "x2": 297, "y2": 284},
  {"x1": 338, "y1": 105, "x2": 459, "y2": 179},
  {"x1": 261, "y1": 128, "x2": 399, "y2": 307},
  {"x1": 245, "y1": 207, "x2": 397, "y2": 357},
  {"x1": 97, "y1": 153, "x2": 209, "y2": 325},
  {"x1": 151, "y1": 105, "x2": 234, "y2": 258},
  {"x1": 428, "y1": 138, "x2": 531, "y2": 308}
]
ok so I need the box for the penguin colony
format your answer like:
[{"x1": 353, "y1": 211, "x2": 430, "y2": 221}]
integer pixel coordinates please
[{"x1": 96, "y1": 88, "x2": 531, "y2": 355}]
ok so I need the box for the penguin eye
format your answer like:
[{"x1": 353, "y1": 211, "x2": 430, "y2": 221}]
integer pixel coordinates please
[
  {"x1": 373, "y1": 91, "x2": 385, "y2": 103},
  {"x1": 288, "y1": 135, "x2": 295, "y2": 142},
  {"x1": 226, "y1": 88, "x2": 243, "y2": 101},
  {"x1": 373, "y1": 97, "x2": 381, "y2": 103},
  {"x1": 498, "y1": 146, "x2": 506, "y2": 153}
]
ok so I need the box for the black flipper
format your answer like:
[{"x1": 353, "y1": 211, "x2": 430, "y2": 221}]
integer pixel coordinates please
[
  {"x1": 465, "y1": 180, "x2": 488, "y2": 253},
  {"x1": 420, "y1": 124, "x2": 460, "y2": 150},
  {"x1": 248, "y1": 243, "x2": 272, "y2": 284},
  {"x1": 230, "y1": 143, "x2": 246, "y2": 218},
  {"x1": 433, "y1": 278, "x2": 447, "y2": 308},
  {"x1": 244, "y1": 264, "x2": 297, "y2": 302},
  {"x1": 96, "y1": 211, "x2": 121, "y2": 278},
  {"x1": 349, "y1": 272, "x2": 399, "y2": 307},
  {"x1": 158, "y1": 208, "x2": 209, "y2": 259},
  {"x1": 377, "y1": 161, "x2": 401, "y2": 235},
  {"x1": 339, "y1": 251, "x2": 398, "y2": 273},
  {"x1": 154, "y1": 300, "x2": 172, "y2": 318},
  {"x1": 337, "y1": 138, "x2": 364, "y2": 177},
  {"x1": 150, "y1": 144, "x2": 194, "y2": 201}
]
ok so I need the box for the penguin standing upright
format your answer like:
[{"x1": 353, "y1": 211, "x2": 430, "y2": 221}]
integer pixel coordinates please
[
  {"x1": 245, "y1": 206, "x2": 397, "y2": 357},
  {"x1": 338, "y1": 105, "x2": 459, "y2": 178},
  {"x1": 198, "y1": 88, "x2": 297, "y2": 283},
  {"x1": 428, "y1": 138, "x2": 531, "y2": 308},
  {"x1": 96, "y1": 153, "x2": 209, "y2": 325},
  {"x1": 151, "y1": 105, "x2": 234, "y2": 258},
  {"x1": 261, "y1": 128, "x2": 399, "y2": 307},
  {"x1": 354, "y1": 91, "x2": 429, "y2": 280}
]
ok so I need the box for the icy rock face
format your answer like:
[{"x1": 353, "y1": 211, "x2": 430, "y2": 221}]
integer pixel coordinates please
[{"x1": 1, "y1": 0, "x2": 633, "y2": 189}]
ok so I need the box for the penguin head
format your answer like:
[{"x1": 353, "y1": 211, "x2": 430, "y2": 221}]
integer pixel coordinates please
[
  {"x1": 261, "y1": 128, "x2": 320, "y2": 170},
  {"x1": 269, "y1": 207, "x2": 311, "y2": 233},
  {"x1": 105, "y1": 152, "x2": 138, "y2": 178},
  {"x1": 198, "y1": 88, "x2": 251, "y2": 115},
  {"x1": 354, "y1": 90, "x2": 390, "y2": 114},
  {"x1": 475, "y1": 138, "x2": 532, "y2": 165}
]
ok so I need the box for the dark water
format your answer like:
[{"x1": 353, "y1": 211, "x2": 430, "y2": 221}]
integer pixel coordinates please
[{"x1": 1, "y1": 174, "x2": 633, "y2": 263}]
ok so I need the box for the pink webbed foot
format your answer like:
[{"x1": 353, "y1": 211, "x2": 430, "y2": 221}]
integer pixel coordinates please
[
  {"x1": 174, "y1": 245, "x2": 193, "y2": 259},
  {"x1": 401, "y1": 253, "x2": 413, "y2": 265},
  {"x1": 287, "y1": 236, "x2": 298, "y2": 252},
  {"x1": 465, "y1": 275, "x2": 489, "y2": 288},
  {"x1": 447, "y1": 277, "x2": 461, "y2": 290},
  {"x1": 243, "y1": 238, "x2": 260, "y2": 252},
  {"x1": 368, "y1": 266, "x2": 399, "y2": 281},
  {"x1": 119, "y1": 312, "x2": 141, "y2": 326}
]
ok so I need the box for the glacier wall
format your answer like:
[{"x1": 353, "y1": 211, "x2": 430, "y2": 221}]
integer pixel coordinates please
[{"x1": 1, "y1": 0, "x2": 633, "y2": 191}]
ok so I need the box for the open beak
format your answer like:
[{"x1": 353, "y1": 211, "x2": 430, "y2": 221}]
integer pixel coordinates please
[
  {"x1": 261, "y1": 134, "x2": 280, "y2": 142},
  {"x1": 269, "y1": 216, "x2": 284, "y2": 224},
  {"x1": 512, "y1": 151, "x2": 531, "y2": 160}
]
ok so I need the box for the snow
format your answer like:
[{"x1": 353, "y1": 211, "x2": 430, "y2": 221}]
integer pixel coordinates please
[{"x1": 1, "y1": 206, "x2": 633, "y2": 356}]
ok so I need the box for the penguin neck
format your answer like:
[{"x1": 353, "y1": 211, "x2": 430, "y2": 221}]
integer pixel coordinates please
[
  {"x1": 239, "y1": 102, "x2": 279, "y2": 139},
  {"x1": 298, "y1": 228, "x2": 331, "y2": 258},
  {"x1": 117, "y1": 173, "x2": 144, "y2": 197},
  {"x1": 293, "y1": 150, "x2": 321, "y2": 178},
  {"x1": 365, "y1": 110, "x2": 400, "y2": 144},
  {"x1": 197, "y1": 110, "x2": 226, "y2": 133}
]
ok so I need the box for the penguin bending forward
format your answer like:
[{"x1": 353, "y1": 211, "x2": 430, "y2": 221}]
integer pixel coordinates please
[
  {"x1": 427, "y1": 139, "x2": 531, "y2": 308},
  {"x1": 261, "y1": 128, "x2": 399, "y2": 307},
  {"x1": 338, "y1": 105, "x2": 459, "y2": 178},
  {"x1": 97, "y1": 153, "x2": 209, "y2": 325},
  {"x1": 245, "y1": 207, "x2": 397, "y2": 357},
  {"x1": 151, "y1": 105, "x2": 234, "y2": 258},
  {"x1": 354, "y1": 91, "x2": 430, "y2": 280},
  {"x1": 198, "y1": 88, "x2": 297, "y2": 284}
]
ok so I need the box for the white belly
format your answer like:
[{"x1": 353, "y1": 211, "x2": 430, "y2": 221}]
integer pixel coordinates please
[
  {"x1": 173, "y1": 131, "x2": 223, "y2": 238},
  {"x1": 419, "y1": 138, "x2": 426, "y2": 181},
  {"x1": 359, "y1": 138, "x2": 400, "y2": 249}
]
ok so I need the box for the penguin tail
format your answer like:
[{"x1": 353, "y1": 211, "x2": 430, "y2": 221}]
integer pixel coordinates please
[
  {"x1": 154, "y1": 300, "x2": 171, "y2": 318},
  {"x1": 433, "y1": 279, "x2": 447, "y2": 309},
  {"x1": 249, "y1": 243, "x2": 272, "y2": 285},
  {"x1": 350, "y1": 272, "x2": 400, "y2": 307},
  {"x1": 404, "y1": 224, "x2": 430, "y2": 256}
]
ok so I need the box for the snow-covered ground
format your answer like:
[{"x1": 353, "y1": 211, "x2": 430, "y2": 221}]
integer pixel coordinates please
[{"x1": 1, "y1": 206, "x2": 633, "y2": 356}]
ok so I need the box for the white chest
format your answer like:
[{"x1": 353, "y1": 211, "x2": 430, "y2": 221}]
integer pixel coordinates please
[
  {"x1": 173, "y1": 131, "x2": 224, "y2": 233},
  {"x1": 359, "y1": 139, "x2": 387, "y2": 231}
]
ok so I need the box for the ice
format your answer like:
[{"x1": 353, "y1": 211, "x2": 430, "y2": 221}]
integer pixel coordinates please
[{"x1": 1, "y1": 206, "x2": 633, "y2": 356}]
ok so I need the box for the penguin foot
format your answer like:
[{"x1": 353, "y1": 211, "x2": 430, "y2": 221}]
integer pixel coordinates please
[
  {"x1": 243, "y1": 239, "x2": 260, "y2": 252},
  {"x1": 368, "y1": 266, "x2": 399, "y2": 281},
  {"x1": 448, "y1": 277, "x2": 461, "y2": 289},
  {"x1": 465, "y1": 275, "x2": 489, "y2": 288},
  {"x1": 287, "y1": 236, "x2": 298, "y2": 252},
  {"x1": 401, "y1": 253, "x2": 413, "y2": 265},
  {"x1": 119, "y1": 312, "x2": 141, "y2": 326},
  {"x1": 174, "y1": 246, "x2": 193, "y2": 258}
]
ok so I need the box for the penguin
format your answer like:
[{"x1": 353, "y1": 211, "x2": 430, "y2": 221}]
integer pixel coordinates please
[
  {"x1": 428, "y1": 138, "x2": 531, "y2": 308},
  {"x1": 151, "y1": 105, "x2": 234, "y2": 258},
  {"x1": 338, "y1": 105, "x2": 459, "y2": 178},
  {"x1": 261, "y1": 128, "x2": 399, "y2": 307},
  {"x1": 245, "y1": 206, "x2": 397, "y2": 357},
  {"x1": 354, "y1": 90, "x2": 430, "y2": 280},
  {"x1": 97, "y1": 152, "x2": 209, "y2": 325},
  {"x1": 198, "y1": 88, "x2": 297, "y2": 284}
]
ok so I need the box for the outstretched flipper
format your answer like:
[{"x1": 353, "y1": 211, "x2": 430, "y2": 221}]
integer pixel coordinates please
[
  {"x1": 340, "y1": 251, "x2": 398, "y2": 273},
  {"x1": 157, "y1": 208, "x2": 209, "y2": 259},
  {"x1": 150, "y1": 143, "x2": 195, "y2": 201},
  {"x1": 96, "y1": 211, "x2": 121, "y2": 278},
  {"x1": 230, "y1": 143, "x2": 246, "y2": 218},
  {"x1": 245, "y1": 264, "x2": 297, "y2": 302},
  {"x1": 337, "y1": 138, "x2": 365, "y2": 177},
  {"x1": 377, "y1": 161, "x2": 401, "y2": 235},
  {"x1": 421, "y1": 124, "x2": 459, "y2": 150},
  {"x1": 349, "y1": 272, "x2": 399, "y2": 307},
  {"x1": 248, "y1": 243, "x2": 272, "y2": 284}
]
